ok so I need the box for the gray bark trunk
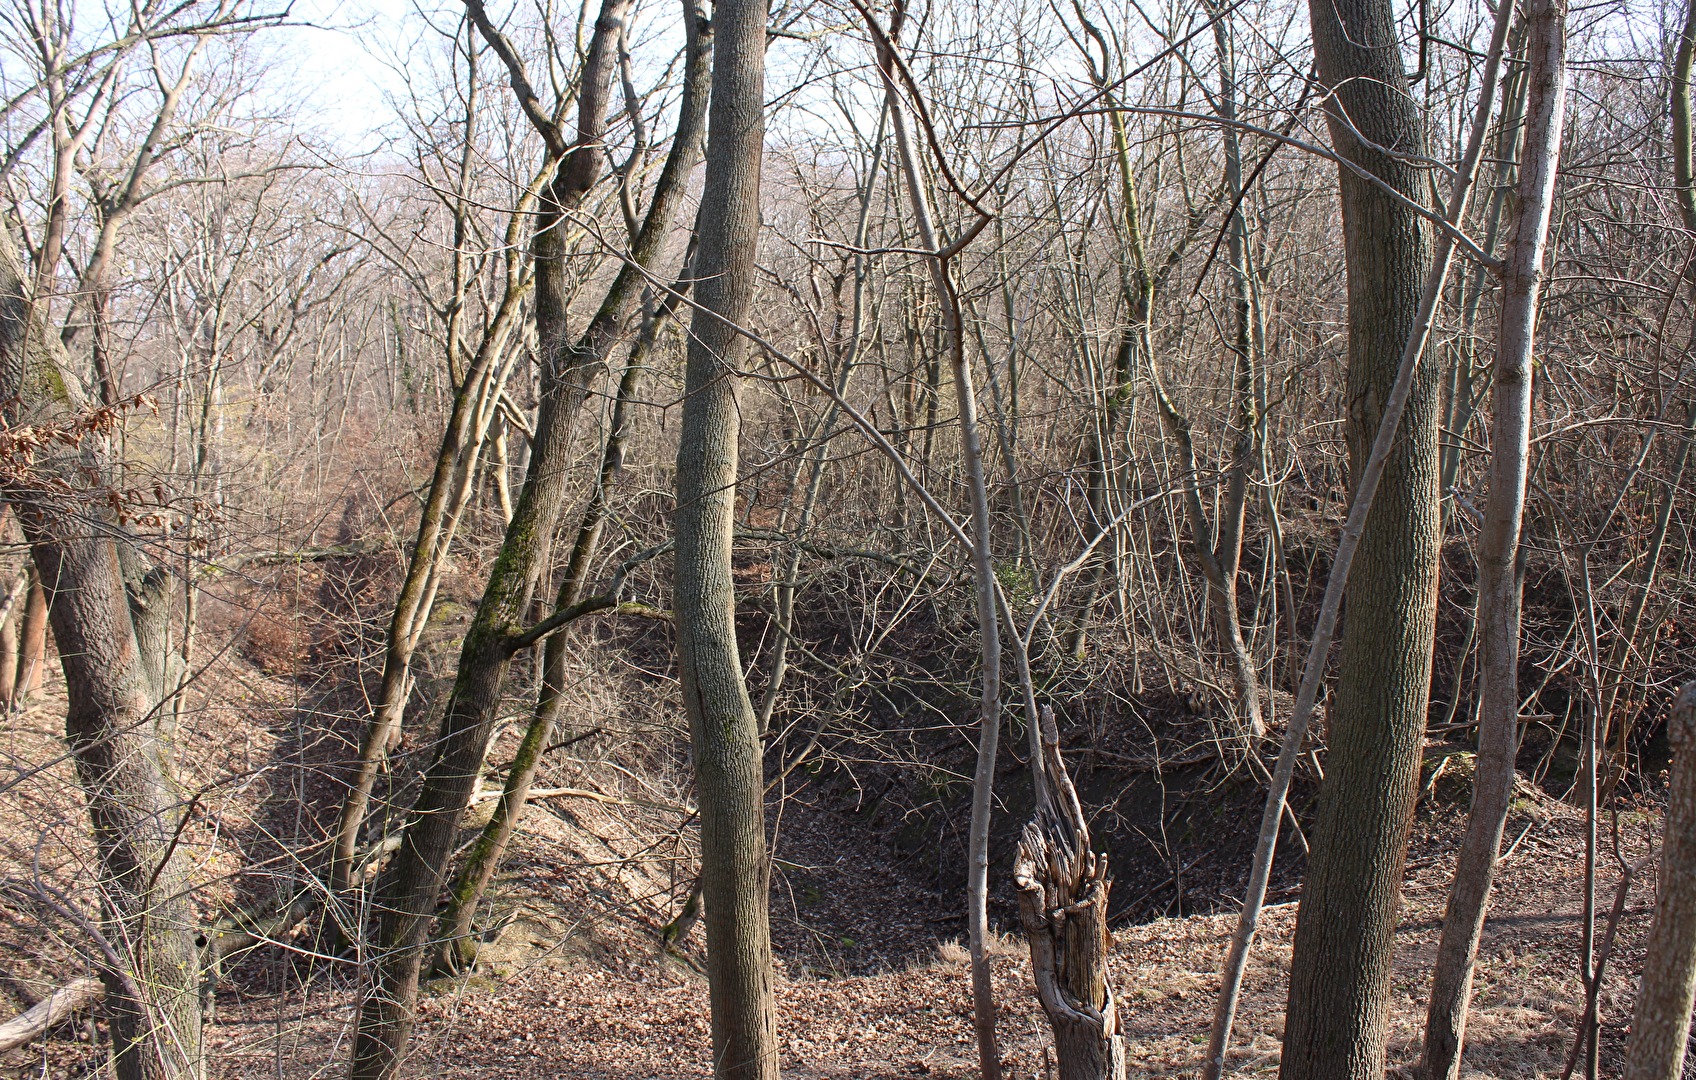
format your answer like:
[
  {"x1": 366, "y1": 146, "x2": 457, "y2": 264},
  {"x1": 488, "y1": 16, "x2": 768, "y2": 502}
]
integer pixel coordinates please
[
  {"x1": 673, "y1": 0, "x2": 779, "y2": 1074},
  {"x1": 1278, "y1": 0, "x2": 1453, "y2": 1071},
  {"x1": 347, "y1": 4, "x2": 631, "y2": 1075},
  {"x1": 1418, "y1": 1, "x2": 1568, "y2": 1075},
  {"x1": 0, "y1": 232, "x2": 201, "y2": 1080}
]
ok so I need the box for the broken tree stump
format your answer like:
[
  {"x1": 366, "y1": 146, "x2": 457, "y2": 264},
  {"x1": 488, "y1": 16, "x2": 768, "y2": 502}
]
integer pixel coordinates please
[{"x1": 1013, "y1": 706, "x2": 1125, "y2": 1080}]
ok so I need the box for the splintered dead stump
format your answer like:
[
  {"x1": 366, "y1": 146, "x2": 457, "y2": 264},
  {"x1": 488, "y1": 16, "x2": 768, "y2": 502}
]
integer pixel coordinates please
[{"x1": 1013, "y1": 707, "x2": 1126, "y2": 1080}]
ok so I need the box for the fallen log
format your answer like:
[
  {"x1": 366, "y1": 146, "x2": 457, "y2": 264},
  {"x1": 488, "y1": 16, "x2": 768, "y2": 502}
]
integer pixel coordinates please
[{"x1": 0, "y1": 976, "x2": 101, "y2": 1053}]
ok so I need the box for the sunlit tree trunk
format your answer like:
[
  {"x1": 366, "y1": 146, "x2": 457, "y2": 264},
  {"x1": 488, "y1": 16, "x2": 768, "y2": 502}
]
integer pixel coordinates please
[
  {"x1": 672, "y1": 0, "x2": 779, "y2": 1071},
  {"x1": 348, "y1": 3, "x2": 631, "y2": 1074},
  {"x1": 1419, "y1": 1, "x2": 1568, "y2": 1074},
  {"x1": 1280, "y1": 0, "x2": 1442, "y2": 1072}
]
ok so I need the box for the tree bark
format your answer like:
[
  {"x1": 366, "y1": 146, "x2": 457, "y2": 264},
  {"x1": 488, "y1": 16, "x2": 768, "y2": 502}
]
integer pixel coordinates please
[
  {"x1": 1675, "y1": 0, "x2": 1696, "y2": 239},
  {"x1": 1279, "y1": 0, "x2": 1443, "y2": 1074},
  {"x1": 431, "y1": 5, "x2": 712, "y2": 972},
  {"x1": 1418, "y1": 2, "x2": 1568, "y2": 1075},
  {"x1": 327, "y1": 328, "x2": 513, "y2": 895},
  {"x1": 0, "y1": 233, "x2": 201, "y2": 1080},
  {"x1": 672, "y1": 0, "x2": 779, "y2": 1072},
  {"x1": 0, "y1": 976, "x2": 103, "y2": 1053},
  {"x1": 1202, "y1": 8, "x2": 1512, "y2": 1063},
  {"x1": 14, "y1": 566, "x2": 47, "y2": 706},
  {"x1": 348, "y1": 5, "x2": 631, "y2": 1076},
  {"x1": 1014, "y1": 707, "x2": 1125, "y2": 1080},
  {"x1": 1622, "y1": 681, "x2": 1696, "y2": 1080}
]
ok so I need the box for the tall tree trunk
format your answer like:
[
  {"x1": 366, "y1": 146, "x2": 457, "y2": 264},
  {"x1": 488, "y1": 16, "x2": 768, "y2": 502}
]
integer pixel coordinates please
[
  {"x1": 873, "y1": 11, "x2": 1004, "y2": 1073},
  {"x1": 1622, "y1": 681, "x2": 1696, "y2": 1080},
  {"x1": 1674, "y1": 0, "x2": 1696, "y2": 243},
  {"x1": 1418, "y1": 2, "x2": 1568, "y2": 1075},
  {"x1": 672, "y1": 0, "x2": 779, "y2": 1072},
  {"x1": 1279, "y1": 0, "x2": 1443, "y2": 1073},
  {"x1": 431, "y1": 4, "x2": 712, "y2": 971},
  {"x1": 348, "y1": 4, "x2": 630, "y2": 1075},
  {"x1": 0, "y1": 234, "x2": 200, "y2": 1080}
]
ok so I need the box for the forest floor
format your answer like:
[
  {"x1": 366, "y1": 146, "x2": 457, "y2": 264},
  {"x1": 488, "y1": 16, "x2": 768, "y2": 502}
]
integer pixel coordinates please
[
  {"x1": 205, "y1": 729, "x2": 1634, "y2": 1071},
  {"x1": 0, "y1": 637, "x2": 1657, "y2": 1080},
  {"x1": 202, "y1": 794, "x2": 1636, "y2": 1080}
]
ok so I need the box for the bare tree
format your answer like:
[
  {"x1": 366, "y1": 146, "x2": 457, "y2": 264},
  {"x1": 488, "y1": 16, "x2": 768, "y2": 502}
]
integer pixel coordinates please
[
  {"x1": 432, "y1": 0, "x2": 712, "y2": 973},
  {"x1": 672, "y1": 0, "x2": 779, "y2": 1073},
  {"x1": 0, "y1": 228, "x2": 201, "y2": 1080},
  {"x1": 347, "y1": 2, "x2": 635, "y2": 1074},
  {"x1": 329, "y1": 17, "x2": 547, "y2": 898},
  {"x1": 1419, "y1": 0, "x2": 1569, "y2": 1074}
]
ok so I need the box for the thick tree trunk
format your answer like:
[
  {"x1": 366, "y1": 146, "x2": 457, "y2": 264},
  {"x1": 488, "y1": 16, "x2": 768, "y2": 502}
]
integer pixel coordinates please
[
  {"x1": 0, "y1": 234, "x2": 201, "y2": 1080},
  {"x1": 1279, "y1": 0, "x2": 1442, "y2": 1074},
  {"x1": 433, "y1": 295, "x2": 687, "y2": 977},
  {"x1": 1014, "y1": 707, "x2": 1125, "y2": 1080},
  {"x1": 1206, "y1": 9, "x2": 1514, "y2": 1075},
  {"x1": 1622, "y1": 682, "x2": 1696, "y2": 1080},
  {"x1": 347, "y1": 5, "x2": 631, "y2": 1076},
  {"x1": 672, "y1": 0, "x2": 779, "y2": 1073},
  {"x1": 36, "y1": 536, "x2": 201, "y2": 1080},
  {"x1": 1418, "y1": 3, "x2": 1568, "y2": 1076}
]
